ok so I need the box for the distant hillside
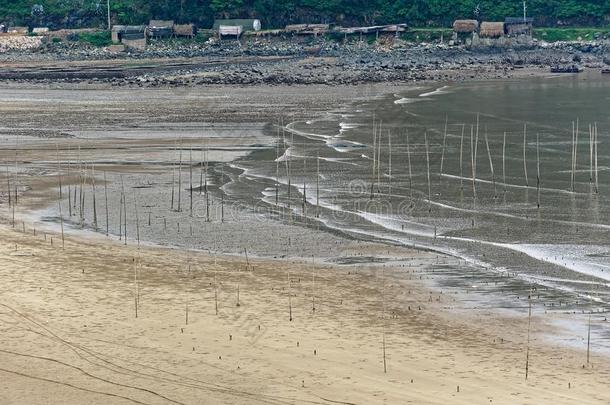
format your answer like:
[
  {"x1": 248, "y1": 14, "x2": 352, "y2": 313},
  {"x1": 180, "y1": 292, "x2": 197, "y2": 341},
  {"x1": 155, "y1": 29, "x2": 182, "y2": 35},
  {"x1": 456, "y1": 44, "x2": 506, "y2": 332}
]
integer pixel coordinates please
[{"x1": 1, "y1": 1, "x2": 609, "y2": 30}]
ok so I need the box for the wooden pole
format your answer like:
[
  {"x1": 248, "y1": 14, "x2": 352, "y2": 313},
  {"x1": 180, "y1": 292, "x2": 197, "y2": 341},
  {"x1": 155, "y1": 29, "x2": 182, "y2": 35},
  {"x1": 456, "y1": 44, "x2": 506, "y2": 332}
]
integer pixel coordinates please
[
  {"x1": 525, "y1": 287, "x2": 532, "y2": 380},
  {"x1": 370, "y1": 115, "x2": 376, "y2": 200},
  {"x1": 484, "y1": 127, "x2": 496, "y2": 197},
  {"x1": 523, "y1": 123, "x2": 529, "y2": 187},
  {"x1": 502, "y1": 131, "x2": 507, "y2": 193},
  {"x1": 56, "y1": 145, "x2": 65, "y2": 249},
  {"x1": 189, "y1": 147, "x2": 193, "y2": 217},
  {"x1": 439, "y1": 116, "x2": 448, "y2": 181},
  {"x1": 103, "y1": 171, "x2": 109, "y2": 236},
  {"x1": 178, "y1": 140, "x2": 182, "y2": 212},
  {"x1": 459, "y1": 124, "x2": 465, "y2": 191},
  {"x1": 536, "y1": 133, "x2": 541, "y2": 208},
  {"x1": 425, "y1": 132, "x2": 431, "y2": 212},
  {"x1": 406, "y1": 130, "x2": 413, "y2": 200}
]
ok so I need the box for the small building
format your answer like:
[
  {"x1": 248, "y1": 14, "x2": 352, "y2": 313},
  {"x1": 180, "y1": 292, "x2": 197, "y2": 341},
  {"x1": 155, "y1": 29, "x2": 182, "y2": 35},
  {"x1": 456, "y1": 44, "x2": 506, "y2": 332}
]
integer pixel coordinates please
[
  {"x1": 111, "y1": 25, "x2": 147, "y2": 50},
  {"x1": 218, "y1": 25, "x2": 242, "y2": 38},
  {"x1": 479, "y1": 22, "x2": 505, "y2": 38},
  {"x1": 453, "y1": 20, "x2": 479, "y2": 34},
  {"x1": 504, "y1": 17, "x2": 533, "y2": 36},
  {"x1": 32, "y1": 27, "x2": 49, "y2": 34},
  {"x1": 148, "y1": 20, "x2": 174, "y2": 38},
  {"x1": 174, "y1": 24, "x2": 197, "y2": 38},
  {"x1": 212, "y1": 19, "x2": 261, "y2": 32},
  {"x1": 6, "y1": 26, "x2": 28, "y2": 35}
]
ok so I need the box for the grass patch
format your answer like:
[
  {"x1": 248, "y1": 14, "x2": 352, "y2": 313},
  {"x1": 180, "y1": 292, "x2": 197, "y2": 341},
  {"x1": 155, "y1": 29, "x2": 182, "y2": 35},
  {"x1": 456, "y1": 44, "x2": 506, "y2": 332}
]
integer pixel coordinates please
[
  {"x1": 76, "y1": 31, "x2": 112, "y2": 47},
  {"x1": 533, "y1": 27, "x2": 610, "y2": 42}
]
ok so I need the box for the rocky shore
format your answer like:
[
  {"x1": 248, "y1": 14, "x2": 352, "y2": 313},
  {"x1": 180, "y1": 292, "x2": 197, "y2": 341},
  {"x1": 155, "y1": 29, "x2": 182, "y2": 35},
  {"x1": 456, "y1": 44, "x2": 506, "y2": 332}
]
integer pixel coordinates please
[{"x1": 0, "y1": 36, "x2": 608, "y2": 86}]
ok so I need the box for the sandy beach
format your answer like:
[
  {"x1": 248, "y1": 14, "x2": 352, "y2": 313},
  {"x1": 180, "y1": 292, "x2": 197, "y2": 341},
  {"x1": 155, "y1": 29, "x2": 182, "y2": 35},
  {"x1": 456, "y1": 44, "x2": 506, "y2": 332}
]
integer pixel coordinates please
[{"x1": 1, "y1": 81, "x2": 609, "y2": 404}]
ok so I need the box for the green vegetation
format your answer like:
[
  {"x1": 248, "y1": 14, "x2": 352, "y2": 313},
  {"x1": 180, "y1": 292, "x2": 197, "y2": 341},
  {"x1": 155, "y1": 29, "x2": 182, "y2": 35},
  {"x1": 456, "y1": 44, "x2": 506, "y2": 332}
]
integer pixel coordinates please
[
  {"x1": 74, "y1": 31, "x2": 113, "y2": 47},
  {"x1": 533, "y1": 27, "x2": 610, "y2": 42},
  {"x1": 0, "y1": 1, "x2": 609, "y2": 30}
]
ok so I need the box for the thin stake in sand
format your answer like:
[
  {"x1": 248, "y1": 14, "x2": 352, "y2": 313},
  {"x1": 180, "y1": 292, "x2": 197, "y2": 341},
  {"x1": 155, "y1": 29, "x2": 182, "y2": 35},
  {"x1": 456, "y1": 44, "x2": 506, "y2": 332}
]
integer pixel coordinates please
[
  {"x1": 523, "y1": 123, "x2": 529, "y2": 187},
  {"x1": 424, "y1": 132, "x2": 431, "y2": 212},
  {"x1": 406, "y1": 130, "x2": 413, "y2": 201},
  {"x1": 55, "y1": 145, "x2": 65, "y2": 249},
  {"x1": 484, "y1": 127, "x2": 496, "y2": 197},
  {"x1": 502, "y1": 131, "x2": 507, "y2": 193},
  {"x1": 189, "y1": 147, "x2": 193, "y2": 217},
  {"x1": 370, "y1": 115, "x2": 376, "y2": 200},
  {"x1": 91, "y1": 164, "x2": 98, "y2": 229},
  {"x1": 525, "y1": 287, "x2": 533, "y2": 380},
  {"x1": 388, "y1": 130, "x2": 392, "y2": 198},
  {"x1": 103, "y1": 171, "x2": 109, "y2": 236},
  {"x1": 439, "y1": 116, "x2": 448, "y2": 182},
  {"x1": 459, "y1": 124, "x2": 465, "y2": 191},
  {"x1": 536, "y1": 133, "x2": 541, "y2": 208}
]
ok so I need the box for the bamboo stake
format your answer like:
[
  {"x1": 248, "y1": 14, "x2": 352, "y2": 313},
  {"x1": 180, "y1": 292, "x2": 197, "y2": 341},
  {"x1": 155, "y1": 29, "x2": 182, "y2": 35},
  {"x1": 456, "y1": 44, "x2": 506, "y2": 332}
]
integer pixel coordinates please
[
  {"x1": 67, "y1": 152, "x2": 72, "y2": 217},
  {"x1": 381, "y1": 266, "x2": 387, "y2": 373},
  {"x1": 134, "y1": 189, "x2": 140, "y2": 247},
  {"x1": 594, "y1": 123, "x2": 599, "y2": 194},
  {"x1": 205, "y1": 148, "x2": 210, "y2": 222},
  {"x1": 377, "y1": 121, "x2": 382, "y2": 195},
  {"x1": 220, "y1": 164, "x2": 224, "y2": 223},
  {"x1": 276, "y1": 124, "x2": 280, "y2": 206},
  {"x1": 425, "y1": 132, "x2": 431, "y2": 212},
  {"x1": 470, "y1": 125, "x2": 477, "y2": 201},
  {"x1": 189, "y1": 147, "x2": 193, "y2": 217},
  {"x1": 571, "y1": 121, "x2": 576, "y2": 191},
  {"x1": 214, "y1": 268, "x2": 218, "y2": 315},
  {"x1": 200, "y1": 138, "x2": 204, "y2": 195},
  {"x1": 587, "y1": 313, "x2": 591, "y2": 366},
  {"x1": 56, "y1": 145, "x2": 65, "y2": 249},
  {"x1": 311, "y1": 255, "x2": 316, "y2": 312},
  {"x1": 120, "y1": 175, "x2": 127, "y2": 245},
  {"x1": 502, "y1": 131, "x2": 507, "y2": 193},
  {"x1": 370, "y1": 115, "x2": 376, "y2": 200},
  {"x1": 134, "y1": 256, "x2": 139, "y2": 318},
  {"x1": 406, "y1": 130, "x2": 413, "y2": 200},
  {"x1": 288, "y1": 269, "x2": 293, "y2": 321},
  {"x1": 388, "y1": 130, "x2": 392, "y2": 199},
  {"x1": 171, "y1": 139, "x2": 176, "y2": 210},
  {"x1": 118, "y1": 186, "x2": 123, "y2": 240},
  {"x1": 536, "y1": 133, "x2": 541, "y2": 208},
  {"x1": 525, "y1": 287, "x2": 532, "y2": 380},
  {"x1": 5, "y1": 161, "x2": 11, "y2": 209},
  {"x1": 589, "y1": 123, "x2": 594, "y2": 183},
  {"x1": 91, "y1": 164, "x2": 98, "y2": 229},
  {"x1": 103, "y1": 171, "x2": 109, "y2": 236},
  {"x1": 302, "y1": 158, "x2": 307, "y2": 219},
  {"x1": 316, "y1": 154, "x2": 320, "y2": 218},
  {"x1": 178, "y1": 140, "x2": 182, "y2": 212},
  {"x1": 459, "y1": 124, "x2": 465, "y2": 191},
  {"x1": 523, "y1": 124, "x2": 529, "y2": 187},
  {"x1": 439, "y1": 116, "x2": 448, "y2": 181},
  {"x1": 484, "y1": 127, "x2": 496, "y2": 197}
]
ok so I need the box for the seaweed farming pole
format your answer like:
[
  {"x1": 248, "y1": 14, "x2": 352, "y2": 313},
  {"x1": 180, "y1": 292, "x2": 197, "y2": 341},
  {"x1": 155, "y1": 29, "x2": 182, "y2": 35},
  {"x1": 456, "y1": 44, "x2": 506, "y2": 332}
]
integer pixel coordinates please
[
  {"x1": 134, "y1": 190, "x2": 140, "y2": 247},
  {"x1": 275, "y1": 124, "x2": 280, "y2": 206},
  {"x1": 177, "y1": 140, "x2": 183, "y2": 212},
  {"x1": 425, "y1": 132, "x2": 431, "y2": 212},
  {"x1": 199, "y1": 138, "x2": 204, "y2": 196},
  {"x1": 316, "y1": 154, "x2": 320, "y2": 218},
  {"x1": 523, "y1": 124, "x2": 529, "y2": 187},
  {"x1": 589, "y1": 123, "x2": 594, "y2": 183},
  {"x1": 525, "y1": 288, "x2": 533, "y2": 380},
  {"x1": 470, "y1": 125, "x2": 477, "y2": 201},
  {"x1": 502, "y1": 132, "x2": 507, "y2": 193},
  {"x1": 288, "y1": 269, "x2": 293, "y2": 322},
  {"x1": 302, "y1": 158, "x2": 307, "y2": 219},
  {"x1": 370, "y1": 116, "x2": 377, "y2": 200},
  {"x1": 439, "y1": 116, "x2": 448, "y2": 181},
  {"x1": 311, "y1": 255, "x2": 316, "y2": 312},
  {"x1": 56, "y1": 145, "x2": 65, "y2": 249},
  {"x1": 121, "y1": 175, "x2": 127, "y2": 245},
  {"x1": 377, "y1": 121, "x2": 382, "y2": 195},
  {"x1": 587, "y1": 312, "x2": 592, "y2": 366},
  {"x1": 406, "y1": 130, "x2": 413, "y2": 200},
  {"x1": 5, "y1": 162, "x2": 11, "y2": 209},
  {"x1": 189, "y1": 147, "x2": 193, "y2": 217},
  {"x1": 103, "y1": 171, "x2": 109, "y2": 236},
  {"x1": 92, "y1": 164, "x2": 98, "y2": 230},
  {"x1": 205, "y1": 149, "x2": 209, "y2": 222},
  {"x1": 220, "y1": 164, "x2": 225, "y2": 223},
  {"x1": 388, "y1": 131, "x2": 392, "y2": 198},
  {"x1": 171, "y1": 139, "x2": 176, "y2": 210},
  {"x1": 381, "y1": 266, "x2": 387, "y2": 374},
  {"x1": 594, "y1": 123, "x2": 599, "y2": 194},
  {"x1": 536, "y1": 133, "x2": 541, "y2": 209},
  {"x1": 459, "y1": 124, "x2": 465, "y2": 191},
  {"x1": 484, "y1": 127, "x2": 496, "y2": 198},
  {"x1": 67, "y1": 152, "x2": 72, "y2": 217}
]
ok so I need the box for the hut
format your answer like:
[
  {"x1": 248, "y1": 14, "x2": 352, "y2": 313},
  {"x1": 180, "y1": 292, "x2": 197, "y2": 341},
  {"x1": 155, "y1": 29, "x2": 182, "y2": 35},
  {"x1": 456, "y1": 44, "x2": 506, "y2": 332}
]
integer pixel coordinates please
[
  {"x1": 6, "y1": 26, "x2": 28, "y2": 35},
  {"x1": 148, "y1": 20, "x2": 174, "y2": 38},
  {"x1": 174, "y1": 24, "x2": 197, "y2": 38},
  {"x1": 479, "y1": 22, "x2": 505, "y2": 38},
  {"x1": 212, "y1": 19, "x2": 261, "y2": 32},
  {"x1": 218, "y1": 25, "x2": 242, "y2": 38},
  {"x1": 111, "y1": 25, "x2": 147, "y2": 43},
  {"x1": 453, "y1": 20, "x2": 478, "y2": 34},
  {"x1": 504, "y1": 17, "x2": 533, "y2": 36},
  {"x1": 32, "y1": 27, "x2": 49, "y2": 35}
]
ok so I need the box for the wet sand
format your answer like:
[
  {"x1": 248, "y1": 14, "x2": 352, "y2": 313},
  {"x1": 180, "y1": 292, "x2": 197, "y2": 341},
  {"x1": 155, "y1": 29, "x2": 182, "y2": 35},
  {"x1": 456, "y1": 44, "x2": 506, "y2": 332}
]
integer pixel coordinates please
[{"x1": 1, "y1": 82, "x2": 609, "y2": 404}]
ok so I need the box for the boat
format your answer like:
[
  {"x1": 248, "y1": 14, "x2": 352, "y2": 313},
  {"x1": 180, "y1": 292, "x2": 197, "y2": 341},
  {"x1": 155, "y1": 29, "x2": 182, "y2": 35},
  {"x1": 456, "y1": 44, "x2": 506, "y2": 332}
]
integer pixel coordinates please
[
  {"x1": 602, "y1": 68, "x2": 610, "y2": 74},
  {"x1": 550, "y1": 65, "x2": 583, "y2": 73}
]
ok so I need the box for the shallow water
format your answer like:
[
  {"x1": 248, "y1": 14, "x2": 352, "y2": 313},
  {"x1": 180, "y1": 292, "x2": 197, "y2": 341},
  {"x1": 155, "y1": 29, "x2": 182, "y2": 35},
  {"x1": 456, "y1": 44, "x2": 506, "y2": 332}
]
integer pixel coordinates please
[{"x1": 230, "y1": 72, "x2": 610, "y2": 309}]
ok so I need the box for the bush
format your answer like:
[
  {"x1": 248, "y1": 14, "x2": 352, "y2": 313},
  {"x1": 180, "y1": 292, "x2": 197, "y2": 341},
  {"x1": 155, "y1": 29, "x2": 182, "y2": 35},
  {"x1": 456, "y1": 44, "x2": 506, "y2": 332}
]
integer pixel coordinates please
[
  {"x1": 52, "y1": 37, "x2": 62, "y2": 43},
  {"x1": 76, "y1": 31, "x2": 112, "y2": 47}
]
